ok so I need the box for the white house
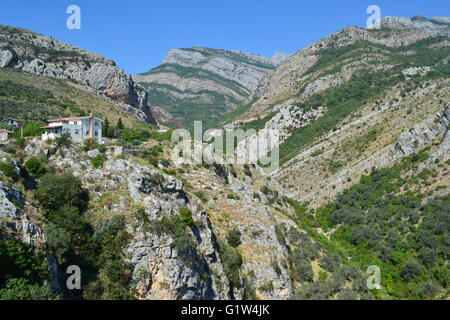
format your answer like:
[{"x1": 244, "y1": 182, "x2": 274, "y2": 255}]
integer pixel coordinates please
[
  {"x1": 42, "y1": 115, "x2": 104, "y2": 144},
  {"x1": 0, "y1": 129, "x2": 13, "y2": 142}
]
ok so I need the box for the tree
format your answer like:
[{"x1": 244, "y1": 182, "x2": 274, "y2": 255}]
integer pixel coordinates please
[
  {"x1": 22, "y1": 121, "x2": 45, "y2": 137},
  {"x1": 35, "y1": 173, "x2": 89, "y2": 212},
  {"x1": 320, "y1": 253, "x2": 342, "y2": 272},
  {"x1": 55, "y1": 132, "x2": 72, "y2": 148},
  {"x1": 45, "y1": 223, "x2": 71, "y2": 266},
  {"x1": 226, "y1": 229, "x2": 242, "y2": 248},
  {"x1": 0, "y1": 239, "x2": 49, "y2": 287},
  {"x1": 294, "y1": 261, "x2": 314, "y2": 282},
  {"x1": 24, "y1": 157, "x2": 46, "y2": 178},
  {"x1": 116, "y1": 118, "x2": 124, "y2": 130},
  {"x1": 104, "y1": 118, "x2": 110, "y2": 138},
  {"x1": 402, "y1": 259, "x2": 421, "y2": 281},
  {"x1": 0, "y1": 278, "x2": 57, "y2": 300}
]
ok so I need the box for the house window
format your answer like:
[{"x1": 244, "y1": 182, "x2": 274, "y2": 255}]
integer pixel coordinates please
[
  {"x1": 75, "y1": 129, "x2": 80, "y2": 135},
  {"x1": 95, "y1": 131, "x2": 98, "y2": 136}
]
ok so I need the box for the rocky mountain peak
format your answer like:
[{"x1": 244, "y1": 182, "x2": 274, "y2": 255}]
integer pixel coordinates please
[
  {"x1": 0, "y1": 25, "x2": 156, "y2": 124},
  {"x1": 381, "y1": 15, "x2": 450, "y2": 37}
]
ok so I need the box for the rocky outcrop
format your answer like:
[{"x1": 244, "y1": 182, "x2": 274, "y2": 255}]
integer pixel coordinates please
[
  {"x1": 0, "y1": 178, "x2": 44, "y2": 245},
  {"x1": 383, "y1": 105, "x2": 450, "y2": 163},
  {"x1": 0, "y1": 49, "x2": 14, "y2": 68},
  {"x1": 48, "y1": 149, "x2": 233, "y2": 300},
  {"x1": 382, "y1": 16, "x2": 450, "y2": 37},
  {"x1": 0, "y1": 25, "x2": 156, "y2": 124}
]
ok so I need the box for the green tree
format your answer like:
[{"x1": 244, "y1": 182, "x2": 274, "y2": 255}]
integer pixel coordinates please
[
  {"x1": 104, "y1": 118, "x2": 110, "y2": 138},
  {"x1": 24, "y1": 157, "x2": 47, "y2": 178},
  {"x1": 402, "y1": 259, "x2": 421, "y2": 281},
  {"x1": 55, "y1": 132, "x2": 72, "y2": 148},
  {"x1": 35, "y1": 173, "x2": 89, "y2": 212},
  {"x1": 226, "y1": 229, "x2": 242, "y2": 248},
  {"x1": 0, "y1": 278, "x2": 57, "y2": 300},
  {"x1": 116, "y1": 118, "x2": 124, "y2": 130}
]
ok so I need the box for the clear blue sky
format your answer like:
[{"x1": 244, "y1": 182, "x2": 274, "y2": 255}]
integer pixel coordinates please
[{"x1": 0, "y1": 0, "x2": 448, "y2": 74}]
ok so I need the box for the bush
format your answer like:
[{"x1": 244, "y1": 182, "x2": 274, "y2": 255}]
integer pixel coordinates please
[
  {"x1": 294, "y1": 261, "x2": 314, "y2": 282},
  {"x1": 0, "y1": 239, "x2": 49, "y2": 287},
  {"x1": 55, "y1": 133, "x2": 72, "y2": 148},
  {"x1": 83, "y1": 138, "x2": 98, "y2": 151},
  {"x1": 320, "y1": 253, "x2": 342, "y2": 272},
  {"x1": 22, "y1": 121, "x2": 45, "y2": 137},
  {"x1": 179, "y1": 208, "x2": 194, "y2": 227},
  {"x1": 0, "y1": 162, "x2": 19, "y2": 181},
  {"x1": 0, "y1": 278, "x2": 56, "y2": 300},
  {"x1": 24, "y1": 157, "x2": 46, "y2": 178},
  {"x1": 35, "y1": 173, "x2": 89, "y2": 212},
  {"x1": 217, "y1": 240, "x2": 243, "y2": 289},
  {"x1": 402, "y1": 259, "x2": 421, "y2": 281},
  {"x1": 92, "y1": 155, "x2": 105, "y2": 169},
  {"x1": 226, "y1": 229, "x2": 242, "y2": 248}
]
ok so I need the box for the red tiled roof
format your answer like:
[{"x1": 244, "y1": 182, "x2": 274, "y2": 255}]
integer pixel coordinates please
[
  {"x1": 48, "y1": 117, "x2": 85, "y2": 122},
  {"x1": 41, "y1": 125, "x2": 63, "y2": 129},
  {"x1": 0, "y1": 129, "x2": 13, "y2": 134},
  {"x1": 47, "y1": 116, "x2": 104, "y2": 122}
]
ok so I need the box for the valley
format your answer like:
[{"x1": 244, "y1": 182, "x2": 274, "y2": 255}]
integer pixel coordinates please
[{"x1": 0, "y1": 14, "x2": 449, "y2": 301}]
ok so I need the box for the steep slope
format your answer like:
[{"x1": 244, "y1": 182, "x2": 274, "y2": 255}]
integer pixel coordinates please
[
  {"x1": 0, "y1": 25, "x2": 156, "y2": 124},
  {"x1": 134, "y1": 47, "x2": 287, "y2": 128},
  {"x1": 224, "y1": 16, "x2": 449, "y2": 198},
  {"x1": 0, "y1": 68, "x2": 144, "y2": 126}
]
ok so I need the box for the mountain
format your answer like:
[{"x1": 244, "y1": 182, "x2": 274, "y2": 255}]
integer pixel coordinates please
[
  {"x1": 0, "y1": 15, "x2": 449, "y2": 301},
  {"x1": 134, "y1": 47, "x2": 288, "y2": 128},
  {"x1": 0, "y1": 25, "x2": 156, "y2": 124}
]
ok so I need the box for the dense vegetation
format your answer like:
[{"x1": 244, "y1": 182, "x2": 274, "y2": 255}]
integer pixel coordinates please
[{"x1": 285, "y1": 149, "x2": 449, "y2": 299}]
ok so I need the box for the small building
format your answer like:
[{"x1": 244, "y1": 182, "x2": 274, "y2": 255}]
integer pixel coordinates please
[
  {"x1": 42, "y1": 115, "x2": 104, "y2": 144},
  {"x1": 0, "y1": 129, "x2": 13, "y2": 142},
  {"x1": 2, "y1": 118, "x2": 22, "y2": 129}
]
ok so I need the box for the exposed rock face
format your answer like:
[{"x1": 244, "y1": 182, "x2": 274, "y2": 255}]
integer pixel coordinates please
[
  {"x1": 0, "y1": 177, "x2": 44, "y2": 245},
  {"x1": 383, "y1": 105, "x2": 450, "y2": 164},
  {"x1": 0, "y1": 25, "x2": 156, "y2": 124},
  {"x1": 134, "y1": 47, "x2": 286, "y2": 127},
  {"x1": 47, "y1": 150, "x2": 233, "y2": 300},
  {"x1": 0, "y1": 49, "x2": 13, "y2": 68},
  {"x1": 382, "y1": 16, "x2": 450, "y2": 37},
  {"x1": 242, "y1": 16, "x2": 450, "y2": 120}
]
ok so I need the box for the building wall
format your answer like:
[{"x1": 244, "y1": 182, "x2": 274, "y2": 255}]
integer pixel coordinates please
[{"x1": 0, "y1": 132, "x2": 8, "y2": 141}]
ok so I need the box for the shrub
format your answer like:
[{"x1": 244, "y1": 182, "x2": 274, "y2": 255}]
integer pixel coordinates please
[
  {"x1": 217, "y1": 240, "x2": 243, "y2": 289},
  {"x1": 91, "y1": 155, "x2": 105, "y2": 169},
  {"x1": 0, "y1": 239, "x2": 49, "y2": 287},
  {"x1": 24, "y1": 157, "x2": 46, "y2": 178},
  {"x1": 83, "y1": 138, "x2": 98, "y2": 151},
  {"x1": 22, "y1": 121, "x2": 45, "y2": 137},
  {"x1": 402, "y1": 259, "x2": 421, "y2": 281},
  {"x1": 194, "y1": 191, "x2": 208, "y2": 203},
  {"x1": 55, "y1": 133, "x2": 72, "y2": 148},
  {"x1": 179, "y1": 208, "x2": 194, "y2": 227},
  {"x1": 294, "y1": 261, "x2": 314, "y2": 282},
  {"x1": 35, "y1": 173, "x2": 89, "y2": 212},
  {"x1": 0, "y1": 162, "x2": 19, "y2": 181},
  {"x1": 0, "y1": 278, "x2": 56, "y2": 300},
  {"x1": 320, "y1": 253, "x2": 342, "y2": 272},
  {"x1": 226, "y1": 229, "x2": 242, "y2": 248}
]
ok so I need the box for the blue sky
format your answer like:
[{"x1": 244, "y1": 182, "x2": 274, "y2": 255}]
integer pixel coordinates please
[{"x1": 0, "y1": 0, "x2": 448, "y2": 74}]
